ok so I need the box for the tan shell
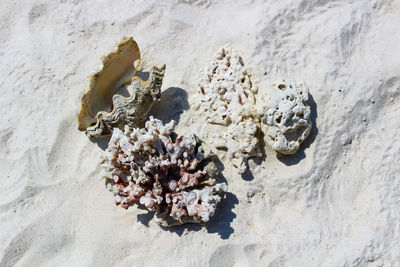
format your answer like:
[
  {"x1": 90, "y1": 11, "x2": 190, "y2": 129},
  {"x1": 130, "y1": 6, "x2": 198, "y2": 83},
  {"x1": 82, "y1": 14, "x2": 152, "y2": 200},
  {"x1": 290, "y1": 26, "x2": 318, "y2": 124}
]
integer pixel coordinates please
[
  {"x1": 78, "y1": 38, "x2": 141, "y2": 131},
  {"x1": 77, "y1": 37, "x2": 165, "y2": 138}
]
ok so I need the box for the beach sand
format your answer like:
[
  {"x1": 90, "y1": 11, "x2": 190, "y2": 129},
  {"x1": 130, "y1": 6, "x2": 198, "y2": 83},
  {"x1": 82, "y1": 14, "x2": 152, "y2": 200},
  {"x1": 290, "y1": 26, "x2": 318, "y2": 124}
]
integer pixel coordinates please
[{"x1": 1, "y1": 0, "x2": 400, "y2": 266}]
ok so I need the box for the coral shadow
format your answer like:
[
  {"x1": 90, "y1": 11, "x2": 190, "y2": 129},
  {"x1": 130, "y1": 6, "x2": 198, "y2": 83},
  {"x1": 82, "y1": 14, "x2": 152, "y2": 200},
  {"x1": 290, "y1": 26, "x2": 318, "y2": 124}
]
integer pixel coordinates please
[
  {"x1": 148, "y1": 87, "x2": 189, "y2": 124},
  {"x1": 88, "y1": 85, "x2": 235, "y2": 236},
  {"x1": 159, "y1": 192, "x2": 238, "y2": 240},
  {"x1": 136, "y1": 209, "x2": 156, "y2": 227},
  {"x1": 241, "y1": 168, "x2": 255, "y2": 181},
  {"x1": 205, "y1": 156, "x2": 237, "y2": 239},
  {"x1": 241, "y1": 131, "x2": 267, "y2": 181},
  {"x1": 205, "y1": 192, "x2": 238, "y2": 239},
  {"x1": 277, "y1": 93, "x2": 318, "y2": 166}
]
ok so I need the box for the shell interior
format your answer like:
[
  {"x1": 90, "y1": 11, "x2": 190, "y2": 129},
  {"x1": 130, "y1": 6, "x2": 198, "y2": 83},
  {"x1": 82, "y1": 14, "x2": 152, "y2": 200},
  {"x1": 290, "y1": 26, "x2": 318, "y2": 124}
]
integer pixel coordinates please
[{"x1": 78, "y1": 38, "x2": 141, "y2": 131}]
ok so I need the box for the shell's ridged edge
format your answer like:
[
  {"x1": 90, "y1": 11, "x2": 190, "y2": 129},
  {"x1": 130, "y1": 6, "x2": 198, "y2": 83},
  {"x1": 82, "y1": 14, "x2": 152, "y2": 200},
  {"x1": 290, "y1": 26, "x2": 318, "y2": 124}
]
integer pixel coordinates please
[
  {"x1": 84, "y1": 65, "x2": 166, "y2": 139},
  {"x1": 78, "y1": 37, "x2": 141, "y2": 131}
]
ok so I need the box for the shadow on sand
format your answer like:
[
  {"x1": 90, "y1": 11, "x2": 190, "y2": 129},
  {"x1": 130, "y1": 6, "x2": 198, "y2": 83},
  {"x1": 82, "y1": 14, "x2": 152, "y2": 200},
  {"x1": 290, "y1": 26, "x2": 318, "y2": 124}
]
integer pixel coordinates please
[
  {"x1": 156, "y1": 155, "x2": 237, "y2": 240},
  {"x1": 148, "y1": 87, "x2": 189, "y2": 124},
  {"x1": 155, "y1": 192, "x2": 238, "y2": 240},
  {"x1": 240, "y1": 129, "x2": 268, "y2": 181}
]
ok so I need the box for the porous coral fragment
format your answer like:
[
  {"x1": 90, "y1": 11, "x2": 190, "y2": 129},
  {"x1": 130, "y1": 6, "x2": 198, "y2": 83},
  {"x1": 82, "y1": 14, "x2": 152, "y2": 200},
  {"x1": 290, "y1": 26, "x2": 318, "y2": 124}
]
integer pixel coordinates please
[
  {"x1": 192, "y1": 44, "x2": 261, "y2": 174},
  {"x1": 99, "y1": 116, "x2": 227, "y2": 226},
  {"x1": 258, "y1": 80, "x2": 312, "y2": 154}
]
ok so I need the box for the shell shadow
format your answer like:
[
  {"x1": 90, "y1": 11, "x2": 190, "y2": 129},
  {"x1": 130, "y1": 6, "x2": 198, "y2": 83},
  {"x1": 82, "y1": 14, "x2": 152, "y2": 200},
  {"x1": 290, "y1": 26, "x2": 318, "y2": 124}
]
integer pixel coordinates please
[
  {"x1": 148, "y1": 87, "x2": 189, "y2": 124},
  {"x1": 92, "y1": 136, "x2": 111, "y2": 151},
  {"x1": 276, "y1": 93, "x2": 318, "y2": 166}
]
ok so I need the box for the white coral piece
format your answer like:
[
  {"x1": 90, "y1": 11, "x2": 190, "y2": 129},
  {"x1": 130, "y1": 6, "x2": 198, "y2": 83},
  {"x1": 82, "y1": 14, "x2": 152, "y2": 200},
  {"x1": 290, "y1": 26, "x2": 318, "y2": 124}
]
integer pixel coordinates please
[
  {"x1": 192, "y1": 44, "x2": 261, "y2": 174},
  {"x1": 258, "y1": 80, "x2": 312, "y2": 154}
]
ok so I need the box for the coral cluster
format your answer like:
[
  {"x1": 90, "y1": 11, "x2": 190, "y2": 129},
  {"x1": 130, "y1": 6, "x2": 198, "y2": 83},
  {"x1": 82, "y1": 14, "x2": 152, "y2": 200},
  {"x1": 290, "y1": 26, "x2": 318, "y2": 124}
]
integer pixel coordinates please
[
  {"x1": 192, "y1": 44, "x2": 313, "y2": 161},
  {"x1": 258, "y1": 80, "x2": 312, "y2": 154},
  {"x1": 192, "y1": 44, "x2": 261, "y2": 173},
  {"x1": 99, "y1": 116, "x2": 227, "y2": 226},
  {"x1": 78, "y1": 38, "x2": 313, "y2": 228},
  {"x1": 78, "y1": 37, "x2": 165, "y2": 139}
]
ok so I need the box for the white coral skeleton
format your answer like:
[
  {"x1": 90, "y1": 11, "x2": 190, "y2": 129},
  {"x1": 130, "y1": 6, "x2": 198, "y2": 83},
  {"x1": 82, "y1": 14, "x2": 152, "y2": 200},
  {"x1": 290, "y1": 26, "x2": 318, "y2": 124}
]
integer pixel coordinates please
[
  {"x1": 192, "y1": 44, "x2": 261, "y2": 174},
  {"x1": 192, "y1": 44, "x2": 313, "y2": 164},
  {"x1": 99, "y1": 116, "x2": 227, "y2": 226},
  {"x1": 258, "y1": 80, "x2": 312, "y2": 155}
]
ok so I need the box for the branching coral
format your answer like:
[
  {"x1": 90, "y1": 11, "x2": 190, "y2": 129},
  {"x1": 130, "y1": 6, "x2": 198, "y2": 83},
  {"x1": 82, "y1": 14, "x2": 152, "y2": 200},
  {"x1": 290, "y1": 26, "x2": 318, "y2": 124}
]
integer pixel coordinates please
[{"x1": 99, "y1": 116, "x2": 227, "y2": 226}]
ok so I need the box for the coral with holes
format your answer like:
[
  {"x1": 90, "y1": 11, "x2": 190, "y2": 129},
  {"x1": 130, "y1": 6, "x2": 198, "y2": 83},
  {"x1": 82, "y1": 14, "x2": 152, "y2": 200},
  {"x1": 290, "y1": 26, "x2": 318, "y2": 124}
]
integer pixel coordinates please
[
  {"x1": 192, "y1": 44, "x2": 261, "y2": 174},
  {"x1": 258, "y1": 80, "x2": 312, "y2": 155},
  {"x1": 98, "y1": 116, "x2": 227, "y2": 226}
]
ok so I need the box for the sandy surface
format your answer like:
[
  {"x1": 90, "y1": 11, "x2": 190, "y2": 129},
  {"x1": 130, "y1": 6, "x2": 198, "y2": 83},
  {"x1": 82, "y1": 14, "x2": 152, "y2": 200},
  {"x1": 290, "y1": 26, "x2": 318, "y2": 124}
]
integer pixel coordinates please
[{"x1": 1, "y1": 0, "x2": 400, "y2": 266}]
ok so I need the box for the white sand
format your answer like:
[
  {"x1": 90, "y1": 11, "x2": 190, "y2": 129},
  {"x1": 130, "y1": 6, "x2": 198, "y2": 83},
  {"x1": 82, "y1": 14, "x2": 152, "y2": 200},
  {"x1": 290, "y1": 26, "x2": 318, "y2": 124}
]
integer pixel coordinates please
[{"x1": 1, "y1": 0, "x2": 400, "y2": 266}]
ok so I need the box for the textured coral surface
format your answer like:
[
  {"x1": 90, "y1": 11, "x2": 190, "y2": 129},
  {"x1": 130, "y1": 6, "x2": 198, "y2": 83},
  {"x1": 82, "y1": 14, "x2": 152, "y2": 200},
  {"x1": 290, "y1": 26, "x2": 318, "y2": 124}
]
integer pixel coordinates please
[
  {"x1": 99, "y1": 117, "x2": 227, "y2": 226},
  {"x1": 192, "y1": 45, "x2": 313, "y2": 170},
  {"x1": 192, "y1": 45, "x2": 261, "y2": 173},
  {"x1": 258, "y1": 80, "x2": 312, "y2": 154}
]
